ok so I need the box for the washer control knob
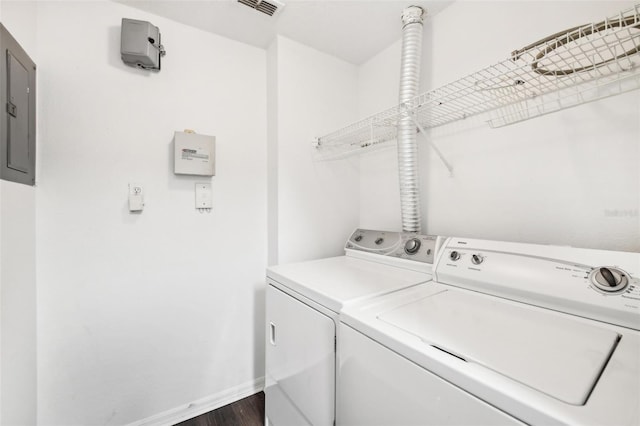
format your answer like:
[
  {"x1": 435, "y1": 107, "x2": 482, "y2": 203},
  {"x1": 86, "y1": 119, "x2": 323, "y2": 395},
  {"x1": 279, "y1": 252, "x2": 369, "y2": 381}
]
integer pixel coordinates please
[
  {"x1": 601, "y1": 268, "x2": 616, "y2": 287},
  {"x1": 471, "y1": 254, "x2": 484, "y2": 265},
  {"x1": 404, "y1": 238, "x2": 421, "y2": 255},
  {"x1": 375, "y1": 237, "x2": 384, "y2": 245},
  {"x1": 449, "y1": 251, "x2": 461, "y2": 261},
  {"x1": 590, "y1": 267, "x2": 629, "y2": 293}
]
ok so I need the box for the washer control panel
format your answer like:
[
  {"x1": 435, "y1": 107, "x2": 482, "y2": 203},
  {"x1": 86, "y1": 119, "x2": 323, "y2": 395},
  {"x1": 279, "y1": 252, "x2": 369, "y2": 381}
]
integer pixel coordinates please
[
  {"x1": 435, "y1": 237, "x2": 640, "y2": 330},
  {"x1": 345, "y1": 228, "x2": 438, "y2": 264},
  {"x1": 448, "y1": 250, "x2": 485, "y2": 266}
]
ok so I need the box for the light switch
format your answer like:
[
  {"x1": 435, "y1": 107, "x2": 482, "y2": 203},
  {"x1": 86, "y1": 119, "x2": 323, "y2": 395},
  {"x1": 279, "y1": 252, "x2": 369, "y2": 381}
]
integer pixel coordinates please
[
  {"x1": 195, "y1": 182, "x2": 212, "y2": 209},
  {"x1": 128, "y1": 183, "x2": 144, "y2": 212}
]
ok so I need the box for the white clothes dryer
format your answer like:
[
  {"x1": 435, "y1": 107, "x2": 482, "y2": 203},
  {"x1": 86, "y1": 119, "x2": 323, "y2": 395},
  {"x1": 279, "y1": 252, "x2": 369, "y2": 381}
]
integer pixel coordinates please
[
  {"x1": 265, "y1": 229, "x2": 443, "y2": 426},
  {"x1": 339, "y1": 237, "x2": 640, "y2": 425}
]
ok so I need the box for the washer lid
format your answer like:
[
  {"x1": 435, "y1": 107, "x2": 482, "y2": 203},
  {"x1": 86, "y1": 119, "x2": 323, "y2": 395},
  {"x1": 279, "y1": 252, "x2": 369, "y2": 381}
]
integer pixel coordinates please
[{"x1": 379, "y1": 289, "x2": 620, "y2": 405}]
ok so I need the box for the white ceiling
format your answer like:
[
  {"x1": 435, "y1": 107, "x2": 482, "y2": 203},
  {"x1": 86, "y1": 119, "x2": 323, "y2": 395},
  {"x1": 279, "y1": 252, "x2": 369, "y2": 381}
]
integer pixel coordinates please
[{"x1": 114, "y1": 0, "x2": 452, "y2": 65}]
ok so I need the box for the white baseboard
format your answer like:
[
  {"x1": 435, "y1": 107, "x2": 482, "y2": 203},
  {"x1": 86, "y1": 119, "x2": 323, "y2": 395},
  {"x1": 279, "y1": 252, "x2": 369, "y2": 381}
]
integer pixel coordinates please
[{"x1": 126, "y1": 377, "x2": 265, "y2": 426}]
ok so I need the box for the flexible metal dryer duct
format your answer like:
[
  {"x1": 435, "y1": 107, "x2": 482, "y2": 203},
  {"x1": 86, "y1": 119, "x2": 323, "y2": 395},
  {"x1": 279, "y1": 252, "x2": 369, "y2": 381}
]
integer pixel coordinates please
[{"x1": 397, "y1": 6, "x2": 424, "y2": 233}]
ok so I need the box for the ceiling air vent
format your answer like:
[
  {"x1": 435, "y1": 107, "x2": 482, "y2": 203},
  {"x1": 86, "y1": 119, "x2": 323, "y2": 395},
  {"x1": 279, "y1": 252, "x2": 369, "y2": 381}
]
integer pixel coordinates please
[{"x1": 237, "y1": 0, "x2": 284, "y2": 17}]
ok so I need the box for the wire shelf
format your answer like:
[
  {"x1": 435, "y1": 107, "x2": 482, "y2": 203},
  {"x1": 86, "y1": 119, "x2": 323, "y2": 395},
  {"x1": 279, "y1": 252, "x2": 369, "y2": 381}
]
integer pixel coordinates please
[{"x1": 314, "y1": 4, "x2": 640, "y2": 160}]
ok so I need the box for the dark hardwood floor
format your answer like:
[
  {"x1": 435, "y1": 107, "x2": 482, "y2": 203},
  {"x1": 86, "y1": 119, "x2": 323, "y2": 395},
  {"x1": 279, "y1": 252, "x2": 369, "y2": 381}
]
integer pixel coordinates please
[{"x1": 176, "y1": 392, "x2": 265, "y2": 426}]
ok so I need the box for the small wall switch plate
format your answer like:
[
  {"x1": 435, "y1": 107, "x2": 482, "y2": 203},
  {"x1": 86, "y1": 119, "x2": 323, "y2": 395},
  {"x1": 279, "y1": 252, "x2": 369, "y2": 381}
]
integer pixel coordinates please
[
  {"x1": 128, "y1": 183, "x2": 144, "y2": 212},
  {"x1": 195, "y1": 182, "x2": 212, "y2": 209}
]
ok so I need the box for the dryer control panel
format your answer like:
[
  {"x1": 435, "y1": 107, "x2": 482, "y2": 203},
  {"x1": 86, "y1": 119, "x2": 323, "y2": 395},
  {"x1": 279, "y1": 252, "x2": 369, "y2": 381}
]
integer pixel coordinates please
[
  {"x1": 434, "y1": 237, "x2": 640, "y2": 331},
  {"x1": 345, "y1": 229, "x2": 439, "y2": 265}
]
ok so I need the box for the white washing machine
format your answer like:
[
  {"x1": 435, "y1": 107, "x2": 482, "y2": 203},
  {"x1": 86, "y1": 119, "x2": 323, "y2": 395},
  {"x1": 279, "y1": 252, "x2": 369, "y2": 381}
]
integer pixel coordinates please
[
  {"x1": 264, "y1": 229, "x2": 443, "y2": 426},
  {"x1": 339, "y1": 237, "x2": 640, "y2": 425}
]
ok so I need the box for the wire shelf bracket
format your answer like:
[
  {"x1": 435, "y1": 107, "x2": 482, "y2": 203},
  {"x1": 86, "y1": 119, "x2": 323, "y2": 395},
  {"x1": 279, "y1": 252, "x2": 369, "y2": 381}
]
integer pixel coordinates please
[
  {"x1": 313, "y1": 4, "x2": 640, "y2": 162},
  {"x1": 412, "y1": 116, "x2": 454, "y2": 176}
]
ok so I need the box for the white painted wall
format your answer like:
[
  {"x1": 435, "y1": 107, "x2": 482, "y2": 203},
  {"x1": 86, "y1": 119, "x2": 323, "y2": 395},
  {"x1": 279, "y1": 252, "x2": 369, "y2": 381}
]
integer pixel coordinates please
[
  {"x1": 0, "y1": 1, "x2": 38, "y2": 425},
  {"x1": 0, "y1": 183, "x2": 36, "y2": 426},
  {"x1": 357, "y1": 40, "x2": 404, "y2": 233},
  {"x1": 267, "y1": 41, "x2": 279, "y2": 266},
  {"x1": 3, "y1": 1, "x2": 635, "y2": 425},
  {"x1": 36, "y1": 2, "x2": 267, "y2": 425},
  {"x1": 270, "y1": 36, "x2": 360, "y2": 265},
  {"x1": 0, "y1": 1, "x2": 2, "y2": 418},
  {"x1": 358, "y1": 1, "x2": 640, "y2": 252}
]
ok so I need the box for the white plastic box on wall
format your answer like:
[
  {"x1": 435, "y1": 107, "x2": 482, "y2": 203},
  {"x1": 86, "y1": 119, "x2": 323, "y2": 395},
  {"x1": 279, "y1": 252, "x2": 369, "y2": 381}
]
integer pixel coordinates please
[{"x1": 174, "y1": 131, "x2": 215, "y2": 176}]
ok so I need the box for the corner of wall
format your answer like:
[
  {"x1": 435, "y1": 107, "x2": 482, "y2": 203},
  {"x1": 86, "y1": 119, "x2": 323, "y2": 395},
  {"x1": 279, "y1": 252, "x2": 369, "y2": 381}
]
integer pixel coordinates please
[
  {"x1": 274, "y1": 36, "x2": 360, "y2": 263},
  {"x1": 0, "y1": 0, "x2": 38, "y2": 60},
  {"x1": 267, "y1": 38, "x2": 279, "y2": 267}
]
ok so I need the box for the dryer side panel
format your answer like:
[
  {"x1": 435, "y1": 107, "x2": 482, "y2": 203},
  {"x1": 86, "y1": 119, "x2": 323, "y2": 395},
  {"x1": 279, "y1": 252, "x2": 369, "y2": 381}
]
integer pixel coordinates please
[{"x1": 265, "y1": 284, "x2": 335, "y2": 426}]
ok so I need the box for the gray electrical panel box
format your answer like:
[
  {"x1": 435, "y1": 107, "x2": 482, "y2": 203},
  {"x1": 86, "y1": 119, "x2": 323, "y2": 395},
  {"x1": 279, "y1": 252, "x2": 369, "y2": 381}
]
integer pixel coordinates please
[
  {"x1": 120, "y1": 18, "x2": 165, "y2": 71},
  {"x1": 0, "y1": 24, "x2": 36, "y2": 186}
]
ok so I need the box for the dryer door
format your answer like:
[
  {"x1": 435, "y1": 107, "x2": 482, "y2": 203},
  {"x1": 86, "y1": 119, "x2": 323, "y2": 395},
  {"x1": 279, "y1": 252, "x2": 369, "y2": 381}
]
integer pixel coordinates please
[{"x1": 265, "y1": 284, "x2": 335, "y2": 426}]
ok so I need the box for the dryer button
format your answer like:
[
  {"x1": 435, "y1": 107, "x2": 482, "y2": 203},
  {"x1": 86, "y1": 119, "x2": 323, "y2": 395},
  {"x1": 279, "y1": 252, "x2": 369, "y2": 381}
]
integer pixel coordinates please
[{"x1": 404, "y1": 238, "x2": 421, "y2": 255}]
